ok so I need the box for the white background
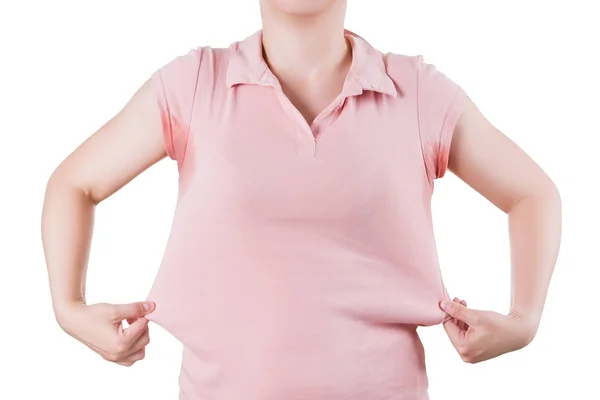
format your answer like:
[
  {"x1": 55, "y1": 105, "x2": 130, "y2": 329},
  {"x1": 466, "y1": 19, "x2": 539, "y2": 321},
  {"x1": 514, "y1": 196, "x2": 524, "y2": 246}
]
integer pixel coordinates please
[{"x1": 1, "y1": 0, "x2": 598, "y2": 399}]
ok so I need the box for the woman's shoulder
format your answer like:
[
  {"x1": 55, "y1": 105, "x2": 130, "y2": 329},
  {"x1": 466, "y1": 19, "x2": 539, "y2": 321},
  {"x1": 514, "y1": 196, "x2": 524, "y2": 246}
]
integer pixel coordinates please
[
  {"x1": 382, "y1": 50, "x2": 464, "y2": 99},
  {"x1": 383, "y1": 51, "x2": 429, "y2": 75},
  {"x1": 152, "y1": 43, "x2": 236, "y2": 88},
  {"x1": 159, "y1": 43, "x2": 231, "y2": 67},
  {"x1": 164, "y1": 31, "x2": 260, "y2": 65}
]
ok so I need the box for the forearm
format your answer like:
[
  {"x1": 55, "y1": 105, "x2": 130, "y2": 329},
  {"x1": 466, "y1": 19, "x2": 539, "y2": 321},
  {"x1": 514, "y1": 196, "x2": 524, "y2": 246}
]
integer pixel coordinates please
[
  {"x1": 508, "y1": 184, "x2": 561, "y2": 328},
  {"x1": 42, "y1": 173, "x2": 95, "y2": 325}
]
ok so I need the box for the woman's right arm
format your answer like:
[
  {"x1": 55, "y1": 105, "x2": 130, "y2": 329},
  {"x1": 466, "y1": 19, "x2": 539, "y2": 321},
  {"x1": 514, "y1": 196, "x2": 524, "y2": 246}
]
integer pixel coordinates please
[{"x1": 41, "y1": 78, "x2": 166, "y2": 366}]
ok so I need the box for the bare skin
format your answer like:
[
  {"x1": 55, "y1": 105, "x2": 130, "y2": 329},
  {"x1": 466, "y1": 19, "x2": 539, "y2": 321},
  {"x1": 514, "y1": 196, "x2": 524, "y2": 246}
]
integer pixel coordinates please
[
  {"x1": 441, "y1": 97, "x2": 561, "y2": 363},
  {"x1": 42, "y1": 0, "x2": 561, "y2": 367},
  {"x1": 260, "y1": 0, "x2": 351, "y2": 123},
  {"x1": 42, "y1": 80, "x2": 165, "y2": 366}
]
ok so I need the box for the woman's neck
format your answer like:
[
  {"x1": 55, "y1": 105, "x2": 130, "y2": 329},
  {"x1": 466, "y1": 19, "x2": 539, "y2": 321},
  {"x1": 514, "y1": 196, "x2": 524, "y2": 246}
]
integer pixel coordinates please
[{"x1": 259, "y1": 1, "x2": 349, "y2": 81}]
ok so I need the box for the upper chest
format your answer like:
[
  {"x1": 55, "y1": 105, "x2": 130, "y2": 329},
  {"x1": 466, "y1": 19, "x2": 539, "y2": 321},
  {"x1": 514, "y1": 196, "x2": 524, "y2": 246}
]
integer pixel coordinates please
[
  {"x1": 278, "y1": 70, "x2": 348, "y2": 126},
  {"x1": 199, "y1": 83, "x2": 421, "y2": 161},
  {"x1": 176, "y1": 84, "x2": 430, "y2": 218}
]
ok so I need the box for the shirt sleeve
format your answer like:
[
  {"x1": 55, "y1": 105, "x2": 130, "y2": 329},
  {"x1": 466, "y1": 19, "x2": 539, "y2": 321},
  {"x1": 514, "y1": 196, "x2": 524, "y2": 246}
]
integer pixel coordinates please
[
  {"x1": 416, "y1": 55, "x2": 468, "y2": 180},
  {"x1": 150, "y1": 48, "x2": 202, "y2": 170}
]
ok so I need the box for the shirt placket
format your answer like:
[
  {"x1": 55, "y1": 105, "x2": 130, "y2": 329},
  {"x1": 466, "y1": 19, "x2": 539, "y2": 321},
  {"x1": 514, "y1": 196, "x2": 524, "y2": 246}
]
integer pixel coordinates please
[{"x1": 260, "y1": 71, "x2": 364, "y2": 158}]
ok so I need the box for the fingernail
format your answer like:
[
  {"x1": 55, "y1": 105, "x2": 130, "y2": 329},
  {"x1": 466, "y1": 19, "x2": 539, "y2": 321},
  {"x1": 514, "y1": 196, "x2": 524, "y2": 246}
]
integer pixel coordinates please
[
  {"x1": 143, "y1": 302, "x2": 151, "y2": 311},
  {"x1": 440, "y1": 300, "x2": 452, "y2": 311}
]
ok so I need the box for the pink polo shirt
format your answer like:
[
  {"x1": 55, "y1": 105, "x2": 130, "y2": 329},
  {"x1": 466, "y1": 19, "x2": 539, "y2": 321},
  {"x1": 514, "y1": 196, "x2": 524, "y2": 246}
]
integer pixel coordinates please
[{"x1": 146, "y1": 30, "x2": 467, "y2": 400}]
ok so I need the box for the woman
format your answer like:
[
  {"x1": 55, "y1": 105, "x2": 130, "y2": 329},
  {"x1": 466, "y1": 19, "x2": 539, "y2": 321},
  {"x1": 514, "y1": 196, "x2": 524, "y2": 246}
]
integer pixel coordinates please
[{"x1": 41, "y1": 0, "x2": 561, "y2": 399}]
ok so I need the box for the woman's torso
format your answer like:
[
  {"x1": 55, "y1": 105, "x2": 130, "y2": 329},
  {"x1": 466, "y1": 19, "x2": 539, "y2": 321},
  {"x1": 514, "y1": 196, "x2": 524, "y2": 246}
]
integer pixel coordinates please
[{"x1": 145, "y1": 30, "x2": 465, "y2": 400}]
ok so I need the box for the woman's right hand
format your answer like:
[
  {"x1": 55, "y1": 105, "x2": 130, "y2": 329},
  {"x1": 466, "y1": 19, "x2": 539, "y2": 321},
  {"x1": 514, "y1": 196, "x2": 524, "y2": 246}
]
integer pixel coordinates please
[{"x1": 57, "y1": 300, "x2": 156, "y2": 367}]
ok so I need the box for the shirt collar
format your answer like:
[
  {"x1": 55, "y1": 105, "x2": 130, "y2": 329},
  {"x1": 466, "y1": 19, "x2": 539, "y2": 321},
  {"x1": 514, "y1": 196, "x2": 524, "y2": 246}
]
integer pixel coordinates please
[{"x1": 225, "y1": 29, "x2": 397, "y2": 97}]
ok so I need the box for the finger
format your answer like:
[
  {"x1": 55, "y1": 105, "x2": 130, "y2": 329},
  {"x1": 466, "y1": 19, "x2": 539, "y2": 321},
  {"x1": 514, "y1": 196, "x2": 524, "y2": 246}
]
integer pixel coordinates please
[
  {"x1": 440, "y1": 300, "x2": 478, "y2": 326},
  {"x1": 121, "y1": 317, "x2": 149, "y2": 343},
  {"x1": 442, "y1": 312, "x2": 453, "y2": 324},
  {"x1": 111, "y1": 301, "x2": 155, "y2": 322},
  {"x1": 458, "y1": 300, "x2": 468, "y2": 330},
  {"x1": 446, "y1": 302, "x2": 469, "y2": 333},
  {"x1": 442, "y1": 298, "x2": 460, "y2": 324},
  {"x1": 442, "y1": 318, "x2": 465, "y2": 347},
  {"x1": 127, "y1": 348, "x2": 146, "y2": 363},
  {"x1": 452, "y1": 298, "x2": 461, "y2": 325},
  {"x1": 116, "y1": 349, "x2": 146, "y2": 367},
  {"x1": 124, "y1": 316, "x2": 148, "y2": 330},
  {"x1": 129, "y1": 327, "x2": 150, "y2": 353}
]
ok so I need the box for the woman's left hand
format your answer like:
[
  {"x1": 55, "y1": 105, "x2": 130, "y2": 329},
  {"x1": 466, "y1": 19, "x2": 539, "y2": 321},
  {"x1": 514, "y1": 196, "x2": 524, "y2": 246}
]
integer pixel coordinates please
[{"x1": 439, "y1": 298, "x2": 538, "y2": 363}]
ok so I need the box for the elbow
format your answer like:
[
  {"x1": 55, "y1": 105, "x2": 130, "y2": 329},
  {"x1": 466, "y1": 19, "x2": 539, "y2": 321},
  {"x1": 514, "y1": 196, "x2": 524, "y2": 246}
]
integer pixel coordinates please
[
  {"x1": 510, "y1": 176, "x2": 561, "y2": 214},
  {"x1": 45, "y1": 165, "x2": 98, "y2": 207},
  {"x1": 540, "y1": 179, "x2": 561, "y2": 210}
]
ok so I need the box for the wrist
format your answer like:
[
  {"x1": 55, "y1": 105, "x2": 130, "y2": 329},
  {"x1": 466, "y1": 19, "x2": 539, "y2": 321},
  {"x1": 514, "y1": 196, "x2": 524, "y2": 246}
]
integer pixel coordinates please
[
  {"x1": 508, "y1": 307, "x2": 540, "y2": 344},
  {"x1": 53, "y1": 297, "x2": 86, "y2": 331}
]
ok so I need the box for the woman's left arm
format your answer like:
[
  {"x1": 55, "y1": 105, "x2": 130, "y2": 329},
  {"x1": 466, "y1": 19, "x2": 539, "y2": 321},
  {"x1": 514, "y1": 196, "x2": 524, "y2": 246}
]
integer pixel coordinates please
[{"x1": 439, "y1": 96, "x2": 562, "y2": 363}]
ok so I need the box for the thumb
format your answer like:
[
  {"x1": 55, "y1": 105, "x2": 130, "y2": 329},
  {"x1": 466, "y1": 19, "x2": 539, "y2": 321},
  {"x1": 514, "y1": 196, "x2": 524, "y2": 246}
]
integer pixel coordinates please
[
  {"x1": 440, "y1": 299, "x2": 477, "y2": 326},
  {"x1": 111, "y1": 301, "x2": 155, "y2": 321}
]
